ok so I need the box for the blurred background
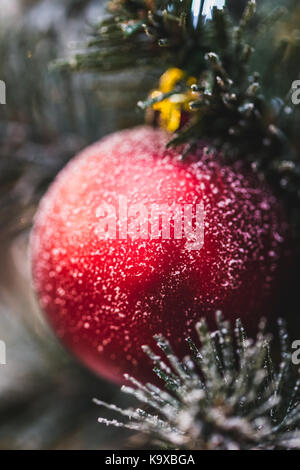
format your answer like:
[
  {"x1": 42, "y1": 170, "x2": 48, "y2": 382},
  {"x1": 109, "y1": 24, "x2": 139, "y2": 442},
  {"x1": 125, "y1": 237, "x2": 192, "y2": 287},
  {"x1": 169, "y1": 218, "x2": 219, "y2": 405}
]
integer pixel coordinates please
[
  {"x1": 0, "y1": 0, "x2": 299, "y2": 450},
  {"x1": 0, "y1": 0, "x2": 146, "y2": 450}
]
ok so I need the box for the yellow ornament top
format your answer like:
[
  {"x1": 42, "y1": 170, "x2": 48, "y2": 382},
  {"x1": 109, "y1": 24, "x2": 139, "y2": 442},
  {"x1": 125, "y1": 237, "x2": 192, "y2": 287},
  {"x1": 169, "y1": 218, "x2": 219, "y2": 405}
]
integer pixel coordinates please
[{"x1": 150, "y1": 68, "x2": 197, "y2": 132}]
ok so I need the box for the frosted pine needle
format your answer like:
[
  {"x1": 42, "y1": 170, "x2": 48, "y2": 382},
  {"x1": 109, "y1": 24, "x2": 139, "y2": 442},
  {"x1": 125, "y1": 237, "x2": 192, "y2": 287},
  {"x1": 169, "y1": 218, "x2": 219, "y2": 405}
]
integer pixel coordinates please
[{"x1": 95, "y1": 312, "x2": 300, "y2": 450}]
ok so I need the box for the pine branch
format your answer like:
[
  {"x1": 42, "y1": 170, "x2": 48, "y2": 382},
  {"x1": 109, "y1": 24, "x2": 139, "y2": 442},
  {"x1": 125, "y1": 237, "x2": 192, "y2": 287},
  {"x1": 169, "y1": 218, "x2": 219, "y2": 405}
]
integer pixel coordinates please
[
  {"x1": 59, "y1": 0, "x2": 300, "y2": 209},
  {"x1": 95, "y1": 312, "x2": 300, "y2": 450}
]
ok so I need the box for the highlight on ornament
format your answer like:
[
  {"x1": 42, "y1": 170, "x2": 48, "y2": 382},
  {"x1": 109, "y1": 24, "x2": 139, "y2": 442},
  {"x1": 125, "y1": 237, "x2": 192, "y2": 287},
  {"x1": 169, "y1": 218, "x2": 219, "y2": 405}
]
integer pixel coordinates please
[{"x1": 0, "y1": 0, "x2": 299, "y2": 453}]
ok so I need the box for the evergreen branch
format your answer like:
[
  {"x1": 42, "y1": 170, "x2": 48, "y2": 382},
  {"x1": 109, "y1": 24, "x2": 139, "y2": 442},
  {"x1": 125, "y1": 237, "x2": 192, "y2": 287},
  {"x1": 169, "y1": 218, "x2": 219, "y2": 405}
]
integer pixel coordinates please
[
  {"x1": 95, "y1": 312, "x2": 300, "y2": 450},
  {"x1": 59, "y1": 0, "x2": 300, "y2": 209}
]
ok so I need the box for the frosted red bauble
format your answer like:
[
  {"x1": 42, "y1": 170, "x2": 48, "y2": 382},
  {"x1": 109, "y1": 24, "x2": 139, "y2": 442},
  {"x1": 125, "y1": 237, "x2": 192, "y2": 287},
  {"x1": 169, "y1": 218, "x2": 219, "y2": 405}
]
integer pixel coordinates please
[{"x1": 31, "y1": 126, "x2": 289, "y2": 384}]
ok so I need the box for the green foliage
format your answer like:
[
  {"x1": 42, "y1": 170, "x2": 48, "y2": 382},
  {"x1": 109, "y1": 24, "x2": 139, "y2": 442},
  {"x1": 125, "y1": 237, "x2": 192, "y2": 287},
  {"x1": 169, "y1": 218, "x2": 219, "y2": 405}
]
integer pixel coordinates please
[
  {"x1": 61, "y1": 0, "x2": 300, "y2": 209},
  {"x1": 95, "y1": 312, "x2": 300, "y2": 450}
]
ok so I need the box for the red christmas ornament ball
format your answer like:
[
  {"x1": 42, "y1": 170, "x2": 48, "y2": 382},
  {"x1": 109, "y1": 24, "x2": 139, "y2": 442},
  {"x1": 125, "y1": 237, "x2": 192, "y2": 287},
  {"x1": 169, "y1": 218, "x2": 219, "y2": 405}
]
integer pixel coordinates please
[{"x1": 31, "y1": 126, "x2": 289, "y2": 384}]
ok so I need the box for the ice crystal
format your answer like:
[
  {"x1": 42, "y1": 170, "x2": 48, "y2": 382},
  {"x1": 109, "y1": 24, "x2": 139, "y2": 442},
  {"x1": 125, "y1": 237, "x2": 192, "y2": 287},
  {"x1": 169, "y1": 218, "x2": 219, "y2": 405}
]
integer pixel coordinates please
[{"x1": 95, "y1": 312, "x2": 300, "y2": 450}]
